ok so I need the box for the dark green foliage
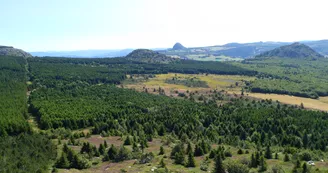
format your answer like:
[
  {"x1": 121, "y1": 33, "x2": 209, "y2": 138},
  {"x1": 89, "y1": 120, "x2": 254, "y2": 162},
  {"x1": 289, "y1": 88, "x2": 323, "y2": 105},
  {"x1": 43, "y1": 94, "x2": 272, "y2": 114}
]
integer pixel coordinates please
[
  {"x1": 275, "y1": 152, "x2": 279, "y2": 159},
  {"x1": 99, "y1": 144, "x2": 106, "y2": 155},
  {"x1": 132, "y1": 142, "x2": 140, "y2": 152},
  {"x1": 185, "y1": 152, "x2": 196, "y2": 167},
  {"x1": 159, "y1": 158, "x2": 166, "y2": 168},
  {"x1": 194, "y1": 140, "x2": 211, "y2": 156},
  {"x1": 104, "y1": 140, "x2": 108, "y2": 148},
  {"x1": 0, "y1": 56, "x2": 30, "y2": 136},
  {"x1": 241, "y1": 57, "x2": 328, "y2": 98},
  {"x1": 284, "y1": 153, "x2": 290, "y2": 162},
  {"x1": 174, "y1": 150, "x2": 185, "y2": 165},
  {"x1": 200, "y1": 157, "x2": 210, "y2": 171},
  {"x1": 224, "y1": 150, "x2": 232, "y2": 157},
  {"x1": 299, "y1": 151, "x2": 312, "y2": 161},
  {"x1": 159, "y1": 146, "x2": 165, "y2": 155},
  {"x1": 171, "y1": 143, "x2": 184, "y2": 158},
  {"x1": 56, "y1": 153, "x2": 70, "y2": 169},
  {"x1": 225, "y1": 160, "x2": 250, "y2": 173},
  {"x1": 116, "y1": 145, "x2": 132, "y2": 162},
  {"x1": 124, "y1": 136, "x2": 132, "y2": 145},
  {"x1": 165, "y1": 77, "x2": 209, "y2": 88},
  {"x1": 0, "y1": 133, "x2": 57, "y2": 173},
  {"x1": 237, "y1": 148, "x2": 244, "y2": 155},
  {"x1": 107, "y1": 144, "x2": 119, "y2": 160},
  {"x1": 194, "y1": 144, "x2": 204, "y2": 156},
  {"x1": 213, "y1": 154, "x2": 225, "y2": 173},
  {"x1": 264, "y1": 145, "x2": 272, "y2": 159},
  {"x1": 251, "y1": 153, "x2": 257, "y2": 168},
  {"x1": 138, "y1": 152, "x2": 154, "y2": 164},
  {"x1": 302, "y1": 162, "x2": 308, "y2": 173},
  {"x1": 258, "y1": 156, "x2": 267, "y2": 172}
]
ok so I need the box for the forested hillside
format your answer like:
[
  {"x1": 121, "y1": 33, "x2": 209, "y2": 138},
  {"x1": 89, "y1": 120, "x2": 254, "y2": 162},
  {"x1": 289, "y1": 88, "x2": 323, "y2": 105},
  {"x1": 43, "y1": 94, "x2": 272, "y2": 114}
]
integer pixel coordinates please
[
  {"x1": 1, "y1": 53, "x2": 328, "y2": 172},
  {"x1": 23, "y1": 56, "x2": 328, "y2": 172},
  {"x1": 238, "y1": 53, "x2": 328, "y2": 99},
  {"x1": 0, "y1": 56, "x2": 57, "y2": 173},
  {"x1": 0, "y1": 56, "x2": 30, "y2": 136}
]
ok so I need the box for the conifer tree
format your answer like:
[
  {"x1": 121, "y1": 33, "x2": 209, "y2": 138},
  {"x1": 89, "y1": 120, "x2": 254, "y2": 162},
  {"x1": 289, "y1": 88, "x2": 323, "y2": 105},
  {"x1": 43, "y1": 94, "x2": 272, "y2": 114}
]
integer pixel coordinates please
[
  {"x1": 213, "y1": 154, "x2": 225, "y2": 173},
  {"x1": 258, "y1": 156, "x2": 267, "y2": 172},
  {"x1": 159, "y1": 158, "x2": 166, "y2": 168},
  {"x1": 159, "y1": 146, "x2": 165, "y2": 155},
  {"x1": 104, "y1": 140, "x2": 108, "y2": 148},
  {"x1": 264, "y1": 145, "x2": 272, "y2": 159},
  {"x1": 99, "y1": 144, "x2": 105, "y2": 155},
  {"x1": 302, "y1": 162, "x2": 308, "y2": 173},
  {"x1": 185, "y1": 152, "x2": 196, "y2": 167},
  {"x1": 284, "y1": 153, "x2": 290, "y2": 162},
  {"x1": 251, "y1": 153, "x2": 257, "y2": 168},
  {"x1": 186, "y1": 142, "x2": 193, "y2": 154},
  {"x1": 174, "y1": 151, "x2": 185, "y2": 165},
  {"x1": 56, "y1": 153, "x2": 70, "y2": 169},
  {"x1": 107, "y1": 144, "x2": 118, "y2": 160}
]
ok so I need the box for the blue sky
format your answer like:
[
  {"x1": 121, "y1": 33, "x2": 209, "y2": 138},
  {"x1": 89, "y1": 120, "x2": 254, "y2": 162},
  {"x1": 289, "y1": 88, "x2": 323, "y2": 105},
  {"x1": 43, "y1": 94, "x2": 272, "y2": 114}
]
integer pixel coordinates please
[{"x1": 1, "y1": 0, "x2": 328, "y2": 51}]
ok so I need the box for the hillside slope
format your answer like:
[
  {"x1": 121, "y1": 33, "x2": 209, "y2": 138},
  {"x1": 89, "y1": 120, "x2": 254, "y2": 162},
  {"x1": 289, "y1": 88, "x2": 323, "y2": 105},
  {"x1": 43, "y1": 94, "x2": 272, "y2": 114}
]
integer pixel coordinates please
[
  {"x1": 256, "y1": 42, "x2": 324, "y2": 59},
  {"x1": 0, "y1": 46, "x2": 32, "y2": 58},
  {"x1": 125, "y1": 49, "x2": 178, "y2": 64},
  {"x1": 172, "y1": 42, "x2": 187, "y2": 50}
]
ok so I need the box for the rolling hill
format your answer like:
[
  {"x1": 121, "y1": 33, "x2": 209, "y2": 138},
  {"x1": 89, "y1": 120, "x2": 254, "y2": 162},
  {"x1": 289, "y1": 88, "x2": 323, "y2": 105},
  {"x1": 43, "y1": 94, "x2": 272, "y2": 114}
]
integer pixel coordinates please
[
  {"x1": 0, "y1": 46, "x2": 32, "y2": 58},
  {"x1": 256, "y1": 42, "x2": 324, "y2": 59},
  {"x1": 125, "y1": 49, "x2": 179, "y2": 64}
]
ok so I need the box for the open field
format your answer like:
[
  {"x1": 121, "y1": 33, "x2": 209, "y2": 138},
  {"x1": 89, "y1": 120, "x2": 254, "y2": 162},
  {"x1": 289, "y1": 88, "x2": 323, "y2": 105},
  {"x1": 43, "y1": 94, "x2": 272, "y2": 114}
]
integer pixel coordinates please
[
  {"x1": 245, "y1": 92, "x2": 328, "y2": 112},
  {"x1": 58, "y1": 135, "x2": 328, "y2": 173},
  {"x1": 125, "y1": 73, "x2": 255, "y2": 92},
  {"x1": 124, "y1": 73, "x2": 328, "y2": 112}
]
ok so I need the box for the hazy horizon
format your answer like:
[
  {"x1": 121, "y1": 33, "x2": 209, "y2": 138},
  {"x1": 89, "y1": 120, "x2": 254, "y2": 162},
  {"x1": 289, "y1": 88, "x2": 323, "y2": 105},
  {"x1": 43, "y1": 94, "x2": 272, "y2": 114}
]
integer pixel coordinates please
[{"x1": 1, "y1": 0, "x2": 328, "y2": 52}]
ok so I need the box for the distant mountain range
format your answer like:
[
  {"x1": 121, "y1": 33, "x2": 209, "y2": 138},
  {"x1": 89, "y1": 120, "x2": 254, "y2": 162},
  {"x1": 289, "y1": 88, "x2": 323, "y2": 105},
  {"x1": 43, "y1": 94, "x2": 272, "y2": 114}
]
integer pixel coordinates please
[
  {"x1": 159, "y1": 40, "x2": 328, "y2": 59},
  {"x1": 30, "y1": 49, "x2": 134, "y2": 58},
  {"x1": 16, "y1": 39, "x2": 328, "y2": 59}
]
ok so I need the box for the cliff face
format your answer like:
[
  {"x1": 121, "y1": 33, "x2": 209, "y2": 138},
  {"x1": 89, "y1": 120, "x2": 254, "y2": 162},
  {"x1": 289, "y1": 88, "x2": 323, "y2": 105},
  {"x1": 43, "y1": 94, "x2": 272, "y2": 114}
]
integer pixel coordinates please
[{"x1": 0, "y1": 46, "x2": 32, "y2": 58}]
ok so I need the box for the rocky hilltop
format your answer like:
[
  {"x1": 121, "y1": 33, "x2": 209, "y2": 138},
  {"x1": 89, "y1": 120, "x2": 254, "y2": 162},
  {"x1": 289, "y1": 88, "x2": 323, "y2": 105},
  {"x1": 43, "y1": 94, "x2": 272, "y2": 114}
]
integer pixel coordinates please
[{"x1": 0, "y1": 46, "x2": 32, "y2": 58}]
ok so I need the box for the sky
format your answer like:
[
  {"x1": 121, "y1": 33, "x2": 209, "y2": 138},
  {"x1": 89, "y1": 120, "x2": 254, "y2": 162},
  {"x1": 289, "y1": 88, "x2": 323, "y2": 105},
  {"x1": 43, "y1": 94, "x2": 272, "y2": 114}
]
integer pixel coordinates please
[{"x1": 0, "y1": 0, "x2": 328, "y2": 51}]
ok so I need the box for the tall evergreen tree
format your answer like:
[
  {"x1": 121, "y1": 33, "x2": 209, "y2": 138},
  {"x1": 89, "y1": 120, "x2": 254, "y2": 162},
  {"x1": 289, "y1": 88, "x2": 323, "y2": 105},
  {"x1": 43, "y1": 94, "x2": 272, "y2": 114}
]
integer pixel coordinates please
[
  {"x1": 302, "y1": 162, "x2": 308, "y2": 173},
  {"x1": 159, "y1": 158, "x2": 166, "y2": 168},
  {"x1": 107, "y1": 144, "x2": 118, "y2": 160},
  {"x1": 258, "y1": 156, "x2": 267, "y2": 172},
  {"x1": 159, "y1": 146, "x2": 165, "y2": 155},
  {"x1": 174, "y1": 151, "x2": 185, "y2": 165},
  {"x1": 56, "y1": 153, "x2": 70, "y2": 169},
  {"x1": 213, "y1": 154, "x2": 225, "y2": 173},
  {"x1": 185, "y1": 152, "x2": 196, "y2": 167},
  {"x1": 250, "y1": 153, "x2": 257, "y2": 168},
  {"x1": 264, "y1": 145, "x2": 272, "y2": 159}
]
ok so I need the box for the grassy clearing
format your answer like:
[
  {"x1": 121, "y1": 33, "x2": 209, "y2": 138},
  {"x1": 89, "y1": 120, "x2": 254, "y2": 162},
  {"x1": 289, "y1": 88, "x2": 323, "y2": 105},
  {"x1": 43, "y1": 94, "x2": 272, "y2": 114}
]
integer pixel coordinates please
[
  {"x1": 141, "y1": 73, "x2": 254, "y2": 91},
  {"x1": 319, "y1": 96, "x2": 328, "y2": 104},
  {"x1": 58, "y1": 135, "x2": 328, "y2": 173},
  {"x1": 245, "y1": 92, "x2": 328, "y2": 112},
  {"x1": 124, "y1": 73, "x2": 328, "y2": 112}
]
